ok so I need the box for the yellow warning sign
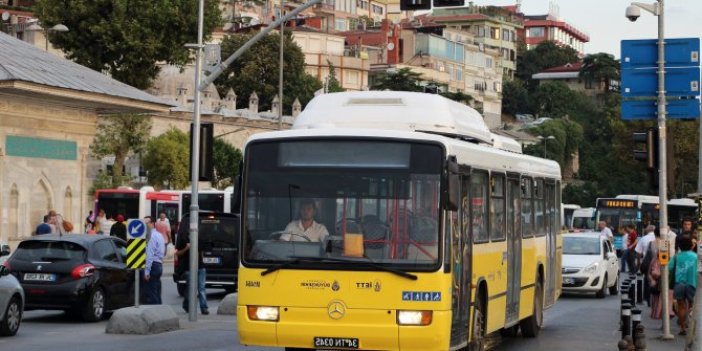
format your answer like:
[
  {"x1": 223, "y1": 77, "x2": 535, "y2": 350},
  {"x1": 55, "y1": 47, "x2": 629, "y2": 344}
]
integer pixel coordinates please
[{"x1": 127, "y1": 239, "x2": 146, "y2": 269}]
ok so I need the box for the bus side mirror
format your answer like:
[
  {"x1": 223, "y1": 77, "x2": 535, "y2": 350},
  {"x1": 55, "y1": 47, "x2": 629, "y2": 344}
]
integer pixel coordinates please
[
  {"x1": 447, "y1": 174, "x2": 460, "y2": 211},
  {"x1": 232, "y1": 174, "x2": 242, "y2": 214}
]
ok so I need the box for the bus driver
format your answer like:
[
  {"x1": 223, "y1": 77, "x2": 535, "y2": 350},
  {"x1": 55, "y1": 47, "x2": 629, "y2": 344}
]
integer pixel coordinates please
[{"x1": 280, "y1": 199, "x2": 329, "y2": 242}]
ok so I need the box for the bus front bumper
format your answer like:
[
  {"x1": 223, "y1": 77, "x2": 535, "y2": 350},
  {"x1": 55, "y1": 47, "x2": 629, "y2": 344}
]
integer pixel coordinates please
[{"x1": 237, "y1": 306, "x2": 452, "y2": 351}]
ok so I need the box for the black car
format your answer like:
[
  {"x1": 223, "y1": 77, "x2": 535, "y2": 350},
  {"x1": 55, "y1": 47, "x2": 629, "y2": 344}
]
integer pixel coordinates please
[
  {"x1": 6, "y1": 235, "x2": 133, "y2": 322},
  {"x1": 173, "y1": 212, "x2": 239, "y2": 296}
]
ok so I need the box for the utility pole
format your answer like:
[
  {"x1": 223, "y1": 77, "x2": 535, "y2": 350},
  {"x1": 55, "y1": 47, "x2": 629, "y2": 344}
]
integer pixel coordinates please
[{"x1": 278, "y1": 0, "x2": 285, "y2": 130}]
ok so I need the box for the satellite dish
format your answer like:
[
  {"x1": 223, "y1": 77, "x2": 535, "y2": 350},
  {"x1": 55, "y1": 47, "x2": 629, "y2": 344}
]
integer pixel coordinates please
[
  {"x1": 1, "y1": 12, "x2": 9, "y2": 21},
  {"x1": 387, "y1": 42, "x2": 395, "y2": 51}
]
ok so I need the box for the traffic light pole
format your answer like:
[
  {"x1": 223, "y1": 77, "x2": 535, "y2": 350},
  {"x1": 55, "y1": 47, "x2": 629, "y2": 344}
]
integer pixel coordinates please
[{"x1": 655, "y1": 0, "x2": 674, "y2": 340}]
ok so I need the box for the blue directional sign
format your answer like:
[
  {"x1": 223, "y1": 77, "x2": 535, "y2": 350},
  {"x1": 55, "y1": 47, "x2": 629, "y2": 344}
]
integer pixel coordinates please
[
  {"x1": 621, "y1": 37, "x2": 701, "y2": 120},
  {"x1": 621, "y1": 67, "x2": 700, "y2": 97},
  {"x1": 622, "y1": 38, "x2": 700, "y2": 69},
  {"x1": 127, "y1": 219, "x2": 147, "y2": 239},
  {"x1": 621, "y1": 99, "x2": 701, "y2": 120}
]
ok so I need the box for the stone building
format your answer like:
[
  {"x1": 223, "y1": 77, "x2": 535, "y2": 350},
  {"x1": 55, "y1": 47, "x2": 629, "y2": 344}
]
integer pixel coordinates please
[{"x1": 0, "y1": 32, "x2": 172, "y2": 246}]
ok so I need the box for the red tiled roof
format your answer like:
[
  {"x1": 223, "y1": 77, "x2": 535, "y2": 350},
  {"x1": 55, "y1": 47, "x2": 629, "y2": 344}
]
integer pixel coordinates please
[
  {"x1": 342, "y1": 31, "x2": 386, "y2": 46},
  {"x1": 542, "y1": 62, "x2": 583, "y2": 73}
]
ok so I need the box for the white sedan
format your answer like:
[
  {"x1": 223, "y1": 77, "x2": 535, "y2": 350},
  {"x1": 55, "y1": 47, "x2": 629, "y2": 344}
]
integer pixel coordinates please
[{"x1": 562, "y1": 232, "x2": 619, "y2": 298}]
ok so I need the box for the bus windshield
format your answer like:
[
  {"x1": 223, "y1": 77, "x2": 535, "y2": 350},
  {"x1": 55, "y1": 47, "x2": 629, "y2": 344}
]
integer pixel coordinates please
[
  {"x1": 597, "y1": 208, "x2": 637, "y2": 231},
  {"x1": 242, "y1": 140, "x2": 444, "y2": 271}
]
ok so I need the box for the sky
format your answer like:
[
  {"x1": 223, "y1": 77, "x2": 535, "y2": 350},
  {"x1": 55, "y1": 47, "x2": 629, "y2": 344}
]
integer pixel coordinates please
[{"x1": 471, "y1": 0, "x2": 702, "y2": 58}]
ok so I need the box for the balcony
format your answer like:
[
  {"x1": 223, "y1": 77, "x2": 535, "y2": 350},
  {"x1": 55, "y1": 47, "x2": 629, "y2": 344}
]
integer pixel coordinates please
[{"x1": 314, "y1": 0, "x2": 335, "y2": 13}]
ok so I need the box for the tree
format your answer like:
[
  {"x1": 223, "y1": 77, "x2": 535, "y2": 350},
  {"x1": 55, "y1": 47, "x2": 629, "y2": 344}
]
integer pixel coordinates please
[
  {"x1": 213, "y1": 139, "x2": 243, "y2": 189},
  {"x1": 215, "y1": 32, "x2": 321, "y2": 113},
  {"x1": 580, "y1": 53, "x2": 620, "y2": 93},
  {"x1": 34, "y1": 0, "x2": 222, "y2": 89},
  {"x1": 141, "y1": 128, "x2": 190, "y2": 190},
  {"x1": 326, "y1": 60, "x2": 345, "y2": 93},
  {"x1": 439, "y1": 91, "x2": 473, "y2": 105},
  {"x1": 516, "y1": 41, "x2": 579, "y2": 90},
  {"x1": 529, "y1": 81, "x2": 578, "y2": 118},
  {"x1": 370, "y1": 68, "x2": 423, "y2": 92},
  {"x1": 502, "y1": 79, "x2": 530, "y2": 115},
  {"x1": 523, "y1": 119, "x2": 583, "y2": 172},
  {"x1": 90, "y1": 114, "x2": 152, "y2": 188}
]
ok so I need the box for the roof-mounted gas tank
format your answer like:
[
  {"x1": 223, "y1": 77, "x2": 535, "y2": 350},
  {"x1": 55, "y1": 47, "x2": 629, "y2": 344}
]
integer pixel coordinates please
[{"x1": 292, "y1": 91, "x2": 494, "y2": 144}]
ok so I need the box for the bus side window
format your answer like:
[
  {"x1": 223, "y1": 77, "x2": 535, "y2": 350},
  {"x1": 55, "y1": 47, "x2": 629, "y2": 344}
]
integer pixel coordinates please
[
  {"x1": 490, "y1": 173, "x2": 506, "y2": 241},
  {"x1": 471, "y1": 171, "x2": 489, "y2": 243}
]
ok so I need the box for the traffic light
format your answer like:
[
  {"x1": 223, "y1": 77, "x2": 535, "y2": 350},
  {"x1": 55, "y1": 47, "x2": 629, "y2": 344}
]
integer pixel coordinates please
[
  {"x1": 400, "y1": 0, "x2": 431, "y2": 11},
  {"x1": 632, "y1": 128, "x2": 657, "y2": 170},
  {"x1": 432, "y1": 0, "x2": 465, "y2": 7},
  {"x1": 190, "y1": 122, "x2": 214, "y2": 181}
]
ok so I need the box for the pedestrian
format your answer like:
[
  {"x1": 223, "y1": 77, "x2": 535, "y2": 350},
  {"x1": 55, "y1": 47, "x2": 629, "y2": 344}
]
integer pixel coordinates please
[
  {"x1": 670, "y1": 236, "x2": 698, "y2": 335},
  {"x1": 648, "y1": 228, "x2": 663, "y2": 319},
  {"x1": 35, "y1": 215, "x2": 52, "y2": 235},
  {"x1": 635, "y1": 225, "x2": 656, "y2": 305},
  {"x1": 624, "y1": 224, "x2": 638, "y2": 273},
  {"x1": 95, "y1": 209, "x2": 108, "y2": 234},
  {"x1": 597, "y1": 220, "x2": 613, "y2": 242},
  {"x1": 155, "y1": 212, "x2": 171, "y2": 251},
  {"x1": 175, "y1": 230, "x2": 209, "y2": 315},
  {"x1": 110, "y1": 214, "x2": 127, "y2": 241},
  {"x1": 47, "y1": 210, "x2": 58, "y2": 234},
  {"x1": 143, "y1": 216, "x2": 165, "y2": 305},
  {"x1": 676, "y1": 218, "x2": 698, "y2": 252},
  {"x1": 84, "y1": 210, "x2": 95, "y2": 233},
  {"x1": 614, "y1": 227, "x2": 626, "y2": 269}
]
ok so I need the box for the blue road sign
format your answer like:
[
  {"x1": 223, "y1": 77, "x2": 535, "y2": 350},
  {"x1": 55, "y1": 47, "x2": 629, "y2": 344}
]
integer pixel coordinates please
[
  {"x1": 621, "y1": 99, "x2": 701, "y2": 120},
  {"x1": 621, "y1": 66, "x2": 700, "y2": 97},
  {"x1": 622, "y1": 38, "x2": 700, "y2": 69},
  {"x1": 127, "y1": 219, "x2": 147, "y2": 239}
]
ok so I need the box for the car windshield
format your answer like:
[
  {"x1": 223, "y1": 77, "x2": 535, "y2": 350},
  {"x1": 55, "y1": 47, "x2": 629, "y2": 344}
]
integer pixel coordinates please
[
  {"x1": 572, "y1": 216, "x2": 595, "y2": 230},
  {"x1": 563, "y1": 237, "x2": 601, "y2": 255},
  {"x1": 242, "y1": 140, "x2": 443, "y2": 271},
  {"x1": 13, "y1": 241, "x2": 86, "y2": 261}
]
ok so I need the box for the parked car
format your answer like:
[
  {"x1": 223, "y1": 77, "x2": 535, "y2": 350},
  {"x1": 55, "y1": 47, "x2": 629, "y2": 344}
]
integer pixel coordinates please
[
  {"x1": 173, "y1": 212, "x2": 240, "y2": 296},
  {"x1": 6, "y1": 235, "x2": 133, "y2": 321},
  {"x1": 562, "y1": 232, "x2": 619, "y2": 298},
  {"x1": 0, "y1": 248, "x2": 23, "y2": 336}
]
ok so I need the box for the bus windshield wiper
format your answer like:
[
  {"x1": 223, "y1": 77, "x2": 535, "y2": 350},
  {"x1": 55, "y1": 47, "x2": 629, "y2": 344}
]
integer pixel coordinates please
[{"x1": 261, "y1": 256, "x2": 418, "y2": 280}]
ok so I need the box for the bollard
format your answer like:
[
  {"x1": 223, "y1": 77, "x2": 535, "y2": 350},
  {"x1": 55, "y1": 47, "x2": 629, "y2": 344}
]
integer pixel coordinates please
[
  {"x1": 620, "y1": 296, "x2": 631, "y2": 331},
  {"x1": 636, "y1": 273, "x2": 644, "y2": 305},
  {"x1": 618, "y1": 339, "x2": 629, "y2": 351},
  {"x1": 631, "y1": 309, "x2": 642, "y2": 331},
  {"x1": 634, "y1": 324, "x2": 646, "y2": 351},
  {"x1": 622, "y1": 303, "x2": 632, "y2": 339},
  {"x1": 628, "y1": 282, "x2": 636, "y2": 302},
  {"x1": 623, "y1": 335, "x2": 635, "y2": 351}
]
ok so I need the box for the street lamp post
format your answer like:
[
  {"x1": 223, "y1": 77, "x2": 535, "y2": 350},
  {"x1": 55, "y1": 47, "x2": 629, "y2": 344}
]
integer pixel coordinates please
[
  {"x1": 537, "y1": 135, "x2": 555, "y2": 158},
  {"x1": 26, "y1": 22, "x2": 68, "y2": 51},
  {"x1": 626, "y1": 0, "x2": 674, "y2": 340}
]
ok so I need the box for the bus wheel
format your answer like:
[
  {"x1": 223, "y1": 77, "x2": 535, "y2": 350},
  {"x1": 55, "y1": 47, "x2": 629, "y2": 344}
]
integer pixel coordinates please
[
  {"x1": 469, "y1": 295, "x2": 485, "y2": 351},
  {"x1": 520, "y1": 279, "x2": 543, "y2": 338}
]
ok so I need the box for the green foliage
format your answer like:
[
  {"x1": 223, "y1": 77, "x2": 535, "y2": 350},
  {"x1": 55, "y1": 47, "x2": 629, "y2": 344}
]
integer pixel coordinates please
[
  {"x1": 213, "y1": 139, "x2": 243, "y2": 189},
  {"x1": 141, "y1": 128, "x2": 190, "y2": 190},
  {"x1": 502, "y1": 79, "x2": 529, "y2": 115},
  {"x1": 439, "y1": 91, "x2": 473, "y2": 105},
  {"x1": 529, "y1": 81, "x2": 579, "y2": 118},
  {"x1": 215, "y1": 32, "x2": 321, "y2": 113},
  {"x1": 580, "y1": 53, "x2": 620, "y2": 93},
  {"x1": 326, "y1": 60, "x2": 345, "y2": 93},
  {"x1": 34, "y1": 0, "x2": 222, "y2": 89},
  {"x1": 89, "y1": 170, "x2": 116, "y2": 196},
  {"x1": 515, "y1": 41, "x2": 579, "y2": 90},
  {"x1": 370, "y1": 68, "x2": 423, "y2": 92},
  {"x1": 89, "y1": 114, "x2": 152, "y2": 188},
  {"x1": 523, "y1": 119, "x2": 583, "y2": 168}
]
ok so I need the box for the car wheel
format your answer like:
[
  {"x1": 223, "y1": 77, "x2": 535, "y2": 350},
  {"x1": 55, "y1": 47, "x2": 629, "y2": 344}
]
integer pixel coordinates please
[
  {"x1": 595, "y1": 275, "x2": 607, "y2": 299},
  {"x1": 0, "y1": 296, "x2": 22, "y2": 336},
  {"x1": 177, "y1": 283, "x2": 187, "y2": 297},
  {"x1": 82, "y1": 287, "x2": 105, "y2": 322},
  {"x1": 608, "y1": 274, "x2": 619, "y2": 295},
  {"x1": 520, "y1": 278, "x2": 543, "y2": 337}
]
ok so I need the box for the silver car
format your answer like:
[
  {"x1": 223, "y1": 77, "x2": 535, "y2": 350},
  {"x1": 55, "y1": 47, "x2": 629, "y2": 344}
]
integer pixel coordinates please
[{"x1": 0, "y1": 245, "x2": 23, "y2": 336}]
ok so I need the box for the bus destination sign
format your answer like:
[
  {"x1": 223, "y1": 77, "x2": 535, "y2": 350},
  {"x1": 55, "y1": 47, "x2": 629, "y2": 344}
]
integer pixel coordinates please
[{"x1": 599, "y1": 200, "x2": 636, "y2": 208}]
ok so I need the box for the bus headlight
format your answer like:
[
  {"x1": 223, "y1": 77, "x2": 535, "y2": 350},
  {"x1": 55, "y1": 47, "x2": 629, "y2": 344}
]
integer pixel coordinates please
[
  {"x1": 397, "y1": 310, "x2": 432, "y2": 325},
  {"x1": 247, "y1": 306, "x2": 279, "y2": 321}
]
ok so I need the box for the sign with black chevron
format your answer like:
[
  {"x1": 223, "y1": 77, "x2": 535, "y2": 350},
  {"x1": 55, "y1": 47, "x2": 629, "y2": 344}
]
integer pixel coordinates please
[{"x1": 126, "y1": 239, "x2": 146, "y2": 269}]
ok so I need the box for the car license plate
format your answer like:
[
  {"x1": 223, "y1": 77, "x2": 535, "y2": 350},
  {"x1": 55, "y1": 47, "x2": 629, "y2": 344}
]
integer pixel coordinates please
[
  {"x1": 202, "y1": 256, "x2": 221, "y2": 264},
  {"x1": 24, "y1": 273, "x2": 56, "y2": 282},
  {"x1": 314, "y1": 337, "x2": 359, "y2": 349},
  {"x1": 563, "y1": 277, "x2": 575, "y2": 285}
]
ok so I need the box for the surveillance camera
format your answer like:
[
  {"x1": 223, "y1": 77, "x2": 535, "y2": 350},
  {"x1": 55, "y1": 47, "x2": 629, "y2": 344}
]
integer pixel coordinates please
[{"x1": 626, "y1": 5, "x2": 641, "y2": 22}]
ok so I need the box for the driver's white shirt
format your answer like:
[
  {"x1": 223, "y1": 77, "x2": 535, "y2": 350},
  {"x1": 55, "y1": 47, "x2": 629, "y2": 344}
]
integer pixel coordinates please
[{"x1": 281, "y1": 220, "x2": 329, "y2": 242}]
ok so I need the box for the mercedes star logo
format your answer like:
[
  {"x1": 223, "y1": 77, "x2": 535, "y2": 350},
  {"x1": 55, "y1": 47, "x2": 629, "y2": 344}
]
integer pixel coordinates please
[
  {"x1": 36, "y1": 265, "x2": 42, "y2": 271},
  {"x1": 327, "y1": 300, "x2": 346, "y2": 320}
]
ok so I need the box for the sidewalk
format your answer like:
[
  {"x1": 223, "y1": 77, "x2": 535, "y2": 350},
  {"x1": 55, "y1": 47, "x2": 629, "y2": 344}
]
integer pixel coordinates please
[{"x1": 633, "y1": 294, "x2": 687, "y2": 349}]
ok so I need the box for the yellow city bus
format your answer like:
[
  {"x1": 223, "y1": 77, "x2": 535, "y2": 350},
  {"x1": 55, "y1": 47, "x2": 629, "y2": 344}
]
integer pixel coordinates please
[{"x1": 236, "y1": 91, "x2": 562, "y2": 351}]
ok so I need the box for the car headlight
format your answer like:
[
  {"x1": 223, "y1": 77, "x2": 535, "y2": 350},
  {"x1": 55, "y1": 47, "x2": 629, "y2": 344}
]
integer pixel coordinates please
[
  {"x1": 247, "y1": 306, "x2": 279, "y2": 321},
  {"x1": 397, "y1": 310, "x2": 432, "y2": 325},
  {"x1": 582, "y1": 262, "x2": 599, "y2": 274}
]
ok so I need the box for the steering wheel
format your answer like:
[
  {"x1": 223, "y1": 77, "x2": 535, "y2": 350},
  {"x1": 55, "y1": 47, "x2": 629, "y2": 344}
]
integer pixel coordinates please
[{"x1": 270, "y1": 231, "x2": 312, "y2": 242}]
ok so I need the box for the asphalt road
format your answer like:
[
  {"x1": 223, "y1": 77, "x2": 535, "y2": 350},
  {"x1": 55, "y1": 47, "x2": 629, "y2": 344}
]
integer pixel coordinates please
[{"x1": 1, "y1": 265, "x2": 689, "y2": 351}]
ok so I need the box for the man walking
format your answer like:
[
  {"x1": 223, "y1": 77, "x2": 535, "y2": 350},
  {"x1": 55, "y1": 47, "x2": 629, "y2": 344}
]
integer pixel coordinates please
[
  {"x1": 35, "y1": 215, "x2": 52, "y2": 235},
  {"x1": 143, "y1": 216, "x2": 165, "y2": 305},
  {"x1": 598, "y1": 220, "x2": 613, "y2": 242},
  {"x1": 175, "y1": 230, "x2": 209, "y2": 315}
]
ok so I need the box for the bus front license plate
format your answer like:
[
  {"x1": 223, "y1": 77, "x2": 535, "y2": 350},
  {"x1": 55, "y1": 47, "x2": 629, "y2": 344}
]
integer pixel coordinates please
[{"x1": 314, "y1": 337, "x2": 359, "y2": 349}]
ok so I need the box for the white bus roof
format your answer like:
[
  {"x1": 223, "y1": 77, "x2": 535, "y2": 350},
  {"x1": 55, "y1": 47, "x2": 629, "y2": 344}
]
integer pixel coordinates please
[
  {"x1": 573, "y1": 207, "x2": 595, "y2": 216},
  {"x1": 562, "y1": 204, "x2": 581, "y2": 210},
  {"x1": 615, "y1": 194, "x2": 660, "y2": 203},
  {"x1": 293, "y1": 91, "x2": 494, "y2": 145},
  {"x1": 669, "y1": 198, "x2": 697, "y2": 207}
]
